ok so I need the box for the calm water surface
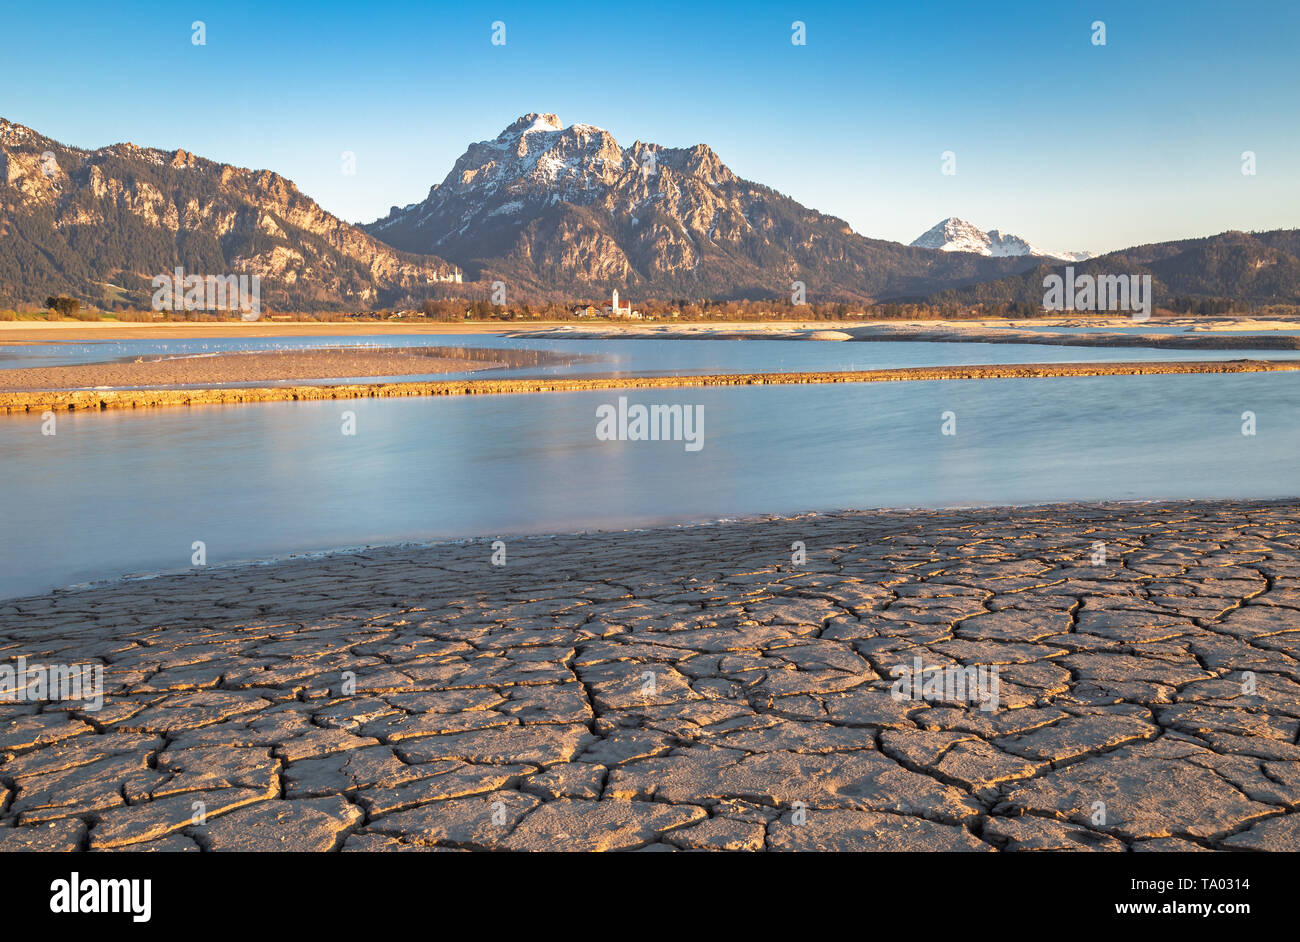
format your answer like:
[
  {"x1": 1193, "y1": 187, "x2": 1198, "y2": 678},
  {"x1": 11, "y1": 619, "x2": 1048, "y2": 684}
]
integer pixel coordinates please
[
  {"x1": 1, "y1": 369, "x2": 1297, "y2": 599},
  {"x1": 1, "y1": 333, "x2": 1299, "y2": 385}
]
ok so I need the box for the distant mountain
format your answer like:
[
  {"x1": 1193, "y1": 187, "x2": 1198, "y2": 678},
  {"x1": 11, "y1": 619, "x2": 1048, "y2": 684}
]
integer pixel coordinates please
[
  {"x1": 911, "y1": 216, "x2": 1093, "y2": 262},
  {"x1": 365, "y1": 113, "x2": 1038, "y2": 301},
  {"x1": 927, "y1": 229, "x2": 1300, "y2": 307},
  {"x1": 4, "y1": 113, "x2": 1288, "y2": 312},
  {"x1": 0, "y1": 118, "x2": 461, "y2": 310}
]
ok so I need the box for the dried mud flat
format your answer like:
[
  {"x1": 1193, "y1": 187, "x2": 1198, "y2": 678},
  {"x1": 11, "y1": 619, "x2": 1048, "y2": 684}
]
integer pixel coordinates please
[{"x1": 1, "y1": 500, "x2": 1298, "y2": 852}]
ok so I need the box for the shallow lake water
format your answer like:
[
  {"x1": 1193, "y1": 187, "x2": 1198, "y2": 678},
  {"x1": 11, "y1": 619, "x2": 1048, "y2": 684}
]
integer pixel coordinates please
[
  {"x1": 2, "y1": 332, "x2": 1299, "y2": 386},
  {"x1": 1, "y1": 368, "x2": 1296, "y2": 599}
]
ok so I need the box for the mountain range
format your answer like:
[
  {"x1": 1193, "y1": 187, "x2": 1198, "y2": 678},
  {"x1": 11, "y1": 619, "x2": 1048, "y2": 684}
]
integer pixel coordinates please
[
  {"x1": 0, "y1": 118, "x2": 460, "y2": 310},
  {"x1": 929, "y1": 228, "x2": 1300, "y2": 309},
  {"x1": 910, "y1": 217, "x2": 1093, "y2": 262},
  {"x1": 364, "y1": 114, "x2": 1034, "y2": 302},
  {"x1": 1, "y1": 113, "x2": 1296, "y2": 310}
]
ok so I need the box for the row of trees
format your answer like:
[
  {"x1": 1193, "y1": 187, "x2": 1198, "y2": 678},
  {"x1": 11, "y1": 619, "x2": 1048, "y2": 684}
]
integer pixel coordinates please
[
  {"x1": 408, "y1": 295, "x2": 1056, "y2": 321},
  {"x1": 1165, "y1": 296, "x2": 1248, "y2": 316},
  {"x1": 19, "y1": 291, "x2": 1288, "y2": 323}
]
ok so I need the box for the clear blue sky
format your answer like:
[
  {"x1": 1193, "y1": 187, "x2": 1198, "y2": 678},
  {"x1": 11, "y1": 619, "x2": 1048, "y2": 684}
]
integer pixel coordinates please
[{"x1": 2, "y1": 0, "x2": 1296, "y2": 255}]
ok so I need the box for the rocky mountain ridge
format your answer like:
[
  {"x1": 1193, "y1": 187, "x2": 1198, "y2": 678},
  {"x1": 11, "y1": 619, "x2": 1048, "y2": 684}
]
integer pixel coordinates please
[{"x1": 0, "y1": 118, "x2": 461, "y2": 309}]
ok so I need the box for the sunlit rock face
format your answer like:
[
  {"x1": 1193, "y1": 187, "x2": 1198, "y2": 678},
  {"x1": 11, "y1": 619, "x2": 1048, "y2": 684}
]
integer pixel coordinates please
[
  {"x1": 365, "y1": 113, "x2": 1037, "y2": 300},
  {"x1": 0, "y1": 117, "x2": 460, "y2": 309}
]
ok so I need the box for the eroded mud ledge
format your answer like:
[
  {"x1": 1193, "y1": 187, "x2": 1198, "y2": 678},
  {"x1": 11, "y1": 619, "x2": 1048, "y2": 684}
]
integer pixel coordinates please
[{"x1": 3, "y1": 359, "x2": 1298, "y2": 414}]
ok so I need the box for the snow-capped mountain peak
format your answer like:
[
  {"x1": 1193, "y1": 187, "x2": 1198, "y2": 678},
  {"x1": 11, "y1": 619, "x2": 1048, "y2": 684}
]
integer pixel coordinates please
[
  {"x1": 362, "y1": 119, "x2": 1051, "y2": 299},
  {"x1": 514, "y1": 113, "x2": 563, "y2": 135},
  {"x1": 911, "y1": 217, "x2": 1091, "y2": 261},
  {"x1": 912, "y1": 217, "x2": 994, "y2": 254},
  {"x1": 369, "y1": 112, "x2": 725, "y2": 244},
  {"x1": 391, "y1": 113, "x2": 632, "y2": 221}
]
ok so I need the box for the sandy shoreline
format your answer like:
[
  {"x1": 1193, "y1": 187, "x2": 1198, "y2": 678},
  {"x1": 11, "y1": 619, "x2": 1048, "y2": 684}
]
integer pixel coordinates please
[
  {"x1": 0, "y1": 347, "x2": 505, "y2": 391},
  {"x1": 0, "y1": 345, "x2": 591, "y2": 392},
  {"x1": 5, "y1": 315, "x2": 1299, "y2": 346},
  {"x1": 519, "y1": 323, "x2": 1300, "y2": 350},
  {"x1": 1, "y1": 499, "x2": 1296, "y2": 851},
  {"x1": 2, "y1": 358, "x2": 1297, "y2": 413},
  {"x1": 0, "y1": 321, "x2": 572, "y2": 344}
]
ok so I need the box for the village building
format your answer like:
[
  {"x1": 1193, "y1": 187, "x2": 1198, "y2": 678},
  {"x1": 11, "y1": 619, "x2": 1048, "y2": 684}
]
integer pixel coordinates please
[
  {"x1": 602, "y1": 289, "x2": 641, "y2": 319},
  {"x1": 571, "y1": 291, "x2": 642, "y2": 319}
]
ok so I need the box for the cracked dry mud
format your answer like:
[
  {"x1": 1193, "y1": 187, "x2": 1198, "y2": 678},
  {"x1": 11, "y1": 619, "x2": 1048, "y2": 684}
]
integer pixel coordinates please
[{"x1": 1, "y1": 500, "x2": 1298, "y2": 852}]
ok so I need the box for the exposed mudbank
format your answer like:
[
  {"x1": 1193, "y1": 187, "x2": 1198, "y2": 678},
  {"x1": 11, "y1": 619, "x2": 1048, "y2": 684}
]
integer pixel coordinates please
[
  {"x1": 4, "y1": 358, "x2": 1297, "y2": 413},
  {"x1": 0, "y1": 344, "x2": 595, "y2": 392}
]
